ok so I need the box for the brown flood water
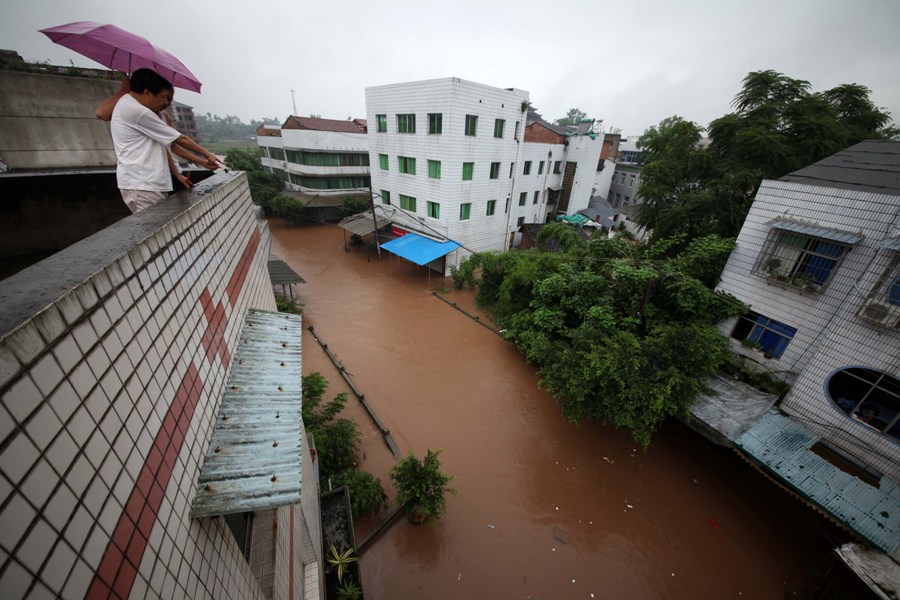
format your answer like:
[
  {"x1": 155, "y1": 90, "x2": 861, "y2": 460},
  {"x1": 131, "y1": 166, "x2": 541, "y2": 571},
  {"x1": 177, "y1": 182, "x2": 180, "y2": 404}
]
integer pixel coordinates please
[{"x1": 270, "y1": 222, "x2": 868, "y2": 600}]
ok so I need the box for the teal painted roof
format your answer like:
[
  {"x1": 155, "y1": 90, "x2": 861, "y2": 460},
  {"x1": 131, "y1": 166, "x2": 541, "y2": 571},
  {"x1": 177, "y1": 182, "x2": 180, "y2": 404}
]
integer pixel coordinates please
[{"x1": 735, "y1": 409, "x2": 900, "y2": 555}]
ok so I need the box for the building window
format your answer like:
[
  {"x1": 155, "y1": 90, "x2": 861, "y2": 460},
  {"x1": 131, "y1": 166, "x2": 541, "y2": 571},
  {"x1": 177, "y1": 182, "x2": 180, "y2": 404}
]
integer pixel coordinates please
[
  {"x1": 519, "y1": 192, "x2": 527, "y2": 206},
  {"x1": 376, "y1": 114, "x2": 387, "y2": 132},
  {"x1": 505, "y1": 198, "x2": 510, "y2": 214},
  {"x1": 490, "y1": 162, "x2": 500, "y2": 179},
  {"x1": 460, "y1": 203, "x2": 471, "y2": 220},
  {"x1": 629, "y1": 174, "x2": 636, "y2": 187},
  {"x1": 462, "y1": 162, "x2": 474, "y2": 181},
  {"x1": 828, "y1": 367, "x2": 900, "y2": 441},
  {"x1": 538, "y1": 161, "x2": 544, "y2": 175},
  {"x1": 465, "y1": 115, "x2": 478, "y2": 136},
  {"x1": 269, "y1": 148, "x2": 285, "y2": 160},
  {"x1": 615, "y1": 192, "x2": 621, "y2": 205},
  {"x1": 397, "y1": 113, "x2": 416, "y2": 134},
  {"x1": 258, "y1": 146, "x2": 269, "y2": 158},
  {"x1": 379, "y1": 154, "x2": 389, "y2": 170},
  {"x1": 428, "y1": 160, "x2": 441, "y2": 179},
  {"x1": 400, "y1": 194, "x2": 416, "y2": 212},
  {"x1": 516, "y1": 216, "x2": 525, "y2": 227},
  {"x1": 623, "y1": 196, "x2": 630, "y2": 206},
  {"x1": 533, "y1": 191, "x2": 540, "y2": 205},
  {"x1": 759, "y1": 230, "x2": 848, "y2": 290},
  {"x1": 858, "y1": 251, "x2": 900, "y2": 327},
  {"x1": 398, "y1": 156, "x2": 416, "y2": 175},
  {"x1": 428, "y1": 113, "x2": 442, "y2": 134},
  {"x1": 730, "y1": 312, "x2": 797, "y2": 359},
  {"x1": 225, "y1": 512, "x2": 254, "y2": 563},
  {"x1": 554, "y1": 161, "x2": 561, "y2": 174},
  {"x1": 427, "y1": 201, "x2": 440, "y2": 219},
  {"x1": 494, "y1": 119, "x2": 505, "y2": 138},
  {"x1": 523, "y1": 161, "x2": 532, "y2": 175},
  {"x1": 381, "y1": 190, "x2": 390, "y2": 205},
  {"x1": 509, "y1": 163, "x2": 514, "y2": 179},
  {"x1": 486, "y1": 200, "x2": 496, "y2": 216},
  {"x1": 514, "y1": 121, "x2": 520, "y2": 140}
]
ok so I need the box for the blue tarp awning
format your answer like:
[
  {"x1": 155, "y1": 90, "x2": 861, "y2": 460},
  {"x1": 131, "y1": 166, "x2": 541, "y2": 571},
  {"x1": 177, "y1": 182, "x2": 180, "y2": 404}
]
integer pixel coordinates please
[{"x1": 381, "y1": 233, "x2": 461, "y2": 266}]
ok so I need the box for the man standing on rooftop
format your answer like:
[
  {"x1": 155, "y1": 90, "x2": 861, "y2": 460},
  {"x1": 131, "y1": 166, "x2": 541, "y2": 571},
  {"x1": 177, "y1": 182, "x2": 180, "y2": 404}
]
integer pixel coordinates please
[{"x1": 110, "y1": 68, "x2": 219, "y2": 213}]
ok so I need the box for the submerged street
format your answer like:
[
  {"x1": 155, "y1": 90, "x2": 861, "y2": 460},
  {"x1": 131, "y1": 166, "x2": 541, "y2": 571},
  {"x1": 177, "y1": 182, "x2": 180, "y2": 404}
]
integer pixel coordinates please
[{"x1": 271, "y1": 222, "x2": 866, "y2": 599}]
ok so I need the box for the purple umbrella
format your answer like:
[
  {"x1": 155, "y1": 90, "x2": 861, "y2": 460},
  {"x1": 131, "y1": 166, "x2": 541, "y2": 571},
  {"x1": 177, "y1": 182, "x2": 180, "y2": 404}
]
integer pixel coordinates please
[{"x1": 39, "y1": 21, "x2": 202, "y2": 93}]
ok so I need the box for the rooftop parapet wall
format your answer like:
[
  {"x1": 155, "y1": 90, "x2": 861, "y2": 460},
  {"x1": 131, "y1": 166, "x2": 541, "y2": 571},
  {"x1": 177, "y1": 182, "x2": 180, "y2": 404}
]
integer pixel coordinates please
[
  {"x1": 0, "y1": 71, "x2": 121, "y2": 170},
  {"x1": 0, "y1": 173, "x2": 310, "y2": 599}
]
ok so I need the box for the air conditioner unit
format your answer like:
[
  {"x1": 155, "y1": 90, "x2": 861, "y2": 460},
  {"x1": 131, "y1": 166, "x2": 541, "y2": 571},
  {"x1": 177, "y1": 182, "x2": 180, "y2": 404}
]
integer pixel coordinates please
[{"x1": 859, "y1": 298, "x2": 900, "y2": 327}]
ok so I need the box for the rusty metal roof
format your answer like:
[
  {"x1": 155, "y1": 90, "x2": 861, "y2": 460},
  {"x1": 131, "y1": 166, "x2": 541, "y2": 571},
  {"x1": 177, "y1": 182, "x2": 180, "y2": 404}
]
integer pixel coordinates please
[
  {"x1": 190, "y1": 309, "x2": 304, "y2": 518},
  {"x1": 735, "y1": 409, "x2": 900, "y2": 555},
  {"x1": 267, "y1": 255, "x2": 305, "y2": 286}
]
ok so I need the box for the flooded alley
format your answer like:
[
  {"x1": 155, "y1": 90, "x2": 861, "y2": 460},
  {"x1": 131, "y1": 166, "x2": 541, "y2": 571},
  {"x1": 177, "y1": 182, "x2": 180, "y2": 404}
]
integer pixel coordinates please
[{"x1": 271, "y1": 222, "x2": 865, "y2": 599}]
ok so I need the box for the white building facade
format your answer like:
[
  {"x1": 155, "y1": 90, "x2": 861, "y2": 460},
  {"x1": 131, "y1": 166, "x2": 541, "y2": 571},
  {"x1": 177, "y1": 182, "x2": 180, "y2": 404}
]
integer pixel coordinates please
[
  {"x1": 716, "y1": 140, "x2": 900, "y2": 481},
  {"x1": 365, "y1": 78, "x2": 607, "y2": 270},
  {"x1": 257, "y1": 117, "x2": 370, "y2": 195}
]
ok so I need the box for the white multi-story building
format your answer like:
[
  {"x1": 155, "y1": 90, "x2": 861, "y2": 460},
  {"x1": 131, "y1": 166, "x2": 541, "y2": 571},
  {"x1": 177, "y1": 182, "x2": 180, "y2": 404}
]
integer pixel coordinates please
[
  {"x1": 365, "y1": 78, "x2": 607, "y2": 271},
  {"x1": 257, "y1": 116, "x2": 369, "y2": 195},
  {"x1": 717, "y1": 140, "x2": 900, "y2": 482}
]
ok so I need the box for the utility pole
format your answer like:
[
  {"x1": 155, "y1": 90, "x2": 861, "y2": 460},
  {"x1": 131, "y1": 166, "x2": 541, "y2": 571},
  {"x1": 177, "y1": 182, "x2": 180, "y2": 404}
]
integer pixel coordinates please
[
  {"x1": 369, "y1": 183, "x2": 382, "y2": 257},
  {"x1": 290, "y1": 89, "x2": 297, "y2": 116}
]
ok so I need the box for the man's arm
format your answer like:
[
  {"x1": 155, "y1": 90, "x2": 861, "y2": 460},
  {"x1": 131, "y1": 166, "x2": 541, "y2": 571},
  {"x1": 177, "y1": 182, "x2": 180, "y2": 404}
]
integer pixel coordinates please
[
  {"x1": 167, "y1": 150, "x2": 192, "y2": 189},
  {"x1": 170, "y1": 143, "x2": 209, "y2": 167},
  {"x1": 96, "y1": 77, "x2": 130, "y2": 121},
  {"x1": 173, "y1": 134, "x2": 220, "y2": 170}
]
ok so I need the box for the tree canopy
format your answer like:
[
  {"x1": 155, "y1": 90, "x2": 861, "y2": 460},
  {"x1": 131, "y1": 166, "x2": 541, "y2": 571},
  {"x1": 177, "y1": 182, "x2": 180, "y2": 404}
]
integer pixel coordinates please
[
  {"x1": 555, "y1": 108, "x2": 589, "y2": 127},
  {"x1": 198, "y1": 113, "x2": 280, "y2": 142},
  {"x1": 634, "y1": 70, "x2": 897, "y2": 240},
  {"x1": 453, "y1": 232, "x2": 745, "y2": 446}
]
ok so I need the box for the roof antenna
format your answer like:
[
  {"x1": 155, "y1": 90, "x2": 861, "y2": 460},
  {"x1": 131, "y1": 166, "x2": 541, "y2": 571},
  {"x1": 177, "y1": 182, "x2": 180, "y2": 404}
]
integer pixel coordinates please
[{"x1": 290, "y1": 89, "x2": 297, "y2": 117}]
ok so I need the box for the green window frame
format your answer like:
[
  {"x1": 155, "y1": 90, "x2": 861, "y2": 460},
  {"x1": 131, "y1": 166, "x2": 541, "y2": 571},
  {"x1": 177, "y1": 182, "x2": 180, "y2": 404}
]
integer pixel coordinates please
[
  {"x1": 381, "y1": 190, "x2": 390, "y2": 205},
  {"x1": 538, "y1": 161, "x2": 544, "y2": 175},
  {"x1": 519, "y1": 192, "x2": 527, "y2": 206},
  {"x1": 486, "y1": 200, "x2": 496, "y2": 216},
  {"x1": 428, "y1": 160, "x2": 441, "y2": 179},
  {"x1": 398, "y1": 156, "x2": 416, "y2": 175},
  {"x1": 523, "y1": 161, "x2": 532, "y2": 175},
  {"x1": 553, "y1": 160, "x2": 561, "y2": 174},
  {"x1": 489, "y1": 162, "x2": 500, "y2": 179},
  {"x1": 460, "y1": 203, "x2": 471, "y2": 220},
  {"x1": 376, "y1": 114, "x2": 387, "y2": 132},
  {"x1": 533, "y1": 191, "x2": 540, "y2": 204},
  {"x1": 428, "y1": 113, "x2": 442, "y2": 134},
  {"x1": 462, "y1": 162, "x2": 474, "y2": 181},
  {"x1": 465, "y1": 114, "x2": 477, "y2": 136},
  {"x1": 427, "y1": 201, "x2": 440, "y2": 219},
  {"x1": 493, "y1": 119, "x2": 505, "y2": 138},
  {"x1": 397, "y1": 113, "x2": 416, "y2": 133},
  {"x1": 269, "y1": 147, "x2": 285, "y2": 160},
  {"x1": 379, "y1": 154, "x2": 389, "y2": 170},
  {"x1": 400, "y1": 194, "x2": 417, "y2": 212}
]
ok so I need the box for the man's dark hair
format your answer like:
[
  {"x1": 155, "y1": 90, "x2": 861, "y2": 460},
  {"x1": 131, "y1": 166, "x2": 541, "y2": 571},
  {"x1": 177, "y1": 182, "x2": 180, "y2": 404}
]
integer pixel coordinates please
[{"x1": 130, "y1": 68, "x2": 173, "y2": 94}]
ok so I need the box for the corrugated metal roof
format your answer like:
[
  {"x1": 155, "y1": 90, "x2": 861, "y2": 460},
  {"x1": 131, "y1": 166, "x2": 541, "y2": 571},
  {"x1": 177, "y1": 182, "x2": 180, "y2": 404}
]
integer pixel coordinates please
[
  {"x1": 735, "y1": 410, "x2": 900, "y2": 554},
  {"x1": 337, "y1": 209, "x2": 391, "y2": 237},
  {"x1": 190, "y1": 309, "x2": 304, "y2": 518},
  {"x1": 267, "y1": 255, "x2": 305, "y2": 286},
  {"x1": 770, "y1": 219, "x2": 864, "y2": 245},
  {"x1": 883, "y1": 238, "x2": 900, "y2": 252}
]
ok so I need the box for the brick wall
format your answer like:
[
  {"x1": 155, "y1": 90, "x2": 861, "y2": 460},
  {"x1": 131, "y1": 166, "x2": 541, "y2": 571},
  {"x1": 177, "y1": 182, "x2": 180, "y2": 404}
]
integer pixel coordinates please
[{"x1": 0, "y1": 172, "x2": 316, "y2": 599}]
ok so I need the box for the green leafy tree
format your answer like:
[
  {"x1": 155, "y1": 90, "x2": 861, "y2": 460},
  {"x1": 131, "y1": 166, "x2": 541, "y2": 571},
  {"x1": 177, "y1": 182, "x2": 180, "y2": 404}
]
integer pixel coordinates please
[
  {"x1": 302, "y1": 373, "x2": 361, "y2": 480},
  {"x1": 634, "y1": 70, "x2": 897, "y2": 240},
  {"x1": 555, "y1": 108, "x2": 589, "y2": 127},
  {"x1": 339, "y1": 196, "x2": 370, "y2": 218},
  {"x1": 332, "y1": 469, "x2": 388, "y2": 519},
  {"x1": 224, "y1": 148, "x2": 284, "y2": 209},
  {"x1": 458, "y1": 233, "x2": 745, "y2": 446},
  {"x1": 390, "y1": 449, "x2": 456, "y2": 524}
]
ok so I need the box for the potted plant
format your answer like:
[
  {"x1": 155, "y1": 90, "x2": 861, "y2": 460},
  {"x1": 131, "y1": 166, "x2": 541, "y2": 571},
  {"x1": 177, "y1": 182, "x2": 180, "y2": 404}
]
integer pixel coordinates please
[
  {"x1": 336, "y1": 579, "x2": 363, "y2": 600},
  {"x1": 740, "y1": 338, "x2": 763, "y2": 351},
  {"x1": 390, "y1": 449, "x2": 457, "y2": 524},
  {"x1": 326, "y1": 544, "x2": 358, "y2": 584},
  {"x1": 765, "y1": 258, "x2": 786, "y2": 282}
]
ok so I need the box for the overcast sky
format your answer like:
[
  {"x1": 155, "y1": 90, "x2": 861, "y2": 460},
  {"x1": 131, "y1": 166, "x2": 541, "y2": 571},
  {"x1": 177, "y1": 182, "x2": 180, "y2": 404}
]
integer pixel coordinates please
[{"x1": 3, "y1": 0, "x2": 899, "y2": 136}]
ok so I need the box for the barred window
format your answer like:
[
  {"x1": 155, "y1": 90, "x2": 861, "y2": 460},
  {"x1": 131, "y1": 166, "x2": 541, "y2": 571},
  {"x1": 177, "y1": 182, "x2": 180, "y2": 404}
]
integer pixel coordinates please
[
  {"x1": 858, "y1": 248, "x2": 900, "y2": 328},
  {"x1": 758, "y1": 230, "x2": 849, "y2": 290}
]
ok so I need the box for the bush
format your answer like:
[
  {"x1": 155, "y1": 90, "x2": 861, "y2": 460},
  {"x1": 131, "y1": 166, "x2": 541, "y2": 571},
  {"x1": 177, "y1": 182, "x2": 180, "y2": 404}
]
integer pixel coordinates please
[
  {"x1": 275, "y1": 296, "x2": 303, "y2": 314},
  {"x1": 302, "y1": 373, "x2": 361, "y2": 481},
  {"x1": 390, "y1": 449, "x2": 456, "y2": 523},
  {"x1": 332, "y1": 469, "x2": 388, "y2": 519}
]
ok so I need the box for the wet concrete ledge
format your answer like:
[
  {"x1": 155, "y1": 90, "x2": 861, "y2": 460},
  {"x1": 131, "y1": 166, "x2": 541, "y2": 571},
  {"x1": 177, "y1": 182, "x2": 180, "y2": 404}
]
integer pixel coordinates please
[{"x1": 0, "y1": 170, "x2": 241, "y2": 339}]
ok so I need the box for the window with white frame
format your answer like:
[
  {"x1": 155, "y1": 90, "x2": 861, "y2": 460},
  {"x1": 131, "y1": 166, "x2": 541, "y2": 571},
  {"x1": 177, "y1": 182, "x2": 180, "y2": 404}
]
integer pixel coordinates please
[
  {"x1": 376, "y1": 114, "x2": 387, "y2": 132},
  {"x1": 397, "y1": 113, "x2": 416, "y2": 133},
  {"x1": 730, "y1": 311, "x2": 797, "y2": 359},
  {"x1": 858, "y1": 248, "x2": 900, "y2": 327},
  {"x1": 757, "y1": 228, "x2": 851, "y2": 290},
  {"x1": 827, "y1": 367, "x2": 900, "y2": 441}
]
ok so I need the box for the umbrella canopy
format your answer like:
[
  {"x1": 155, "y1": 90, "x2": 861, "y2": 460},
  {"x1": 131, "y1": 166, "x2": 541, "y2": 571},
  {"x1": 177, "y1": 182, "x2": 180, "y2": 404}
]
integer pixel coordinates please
[{"x1": 39, "y1": 21, "x2": 202, "y2": 92}]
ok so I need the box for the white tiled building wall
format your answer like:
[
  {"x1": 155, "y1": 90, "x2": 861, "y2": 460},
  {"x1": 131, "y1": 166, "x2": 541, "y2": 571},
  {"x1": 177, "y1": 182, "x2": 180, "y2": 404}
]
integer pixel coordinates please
[
  {"x1": 561, "y1": 132, "x2": 605, "y2": 214},
  {"x1": 514, "y1": 142, "x2": 562, "y2": 225},
  {"x1": 273, "y1": 130, "x2": 369, "y2": 195},
  {"x1": 0, "y1": 173, "x2": 320, "y2": 599},
  {"x1": 366, "y1": 78, "x2": 530, "y2": 271},
  {"x1": 717, "y1": 179, "x2": 900, "y2": 480}
]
